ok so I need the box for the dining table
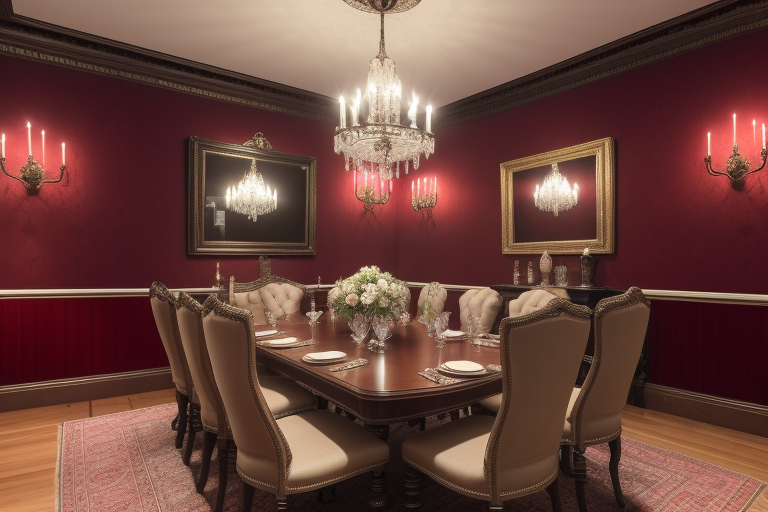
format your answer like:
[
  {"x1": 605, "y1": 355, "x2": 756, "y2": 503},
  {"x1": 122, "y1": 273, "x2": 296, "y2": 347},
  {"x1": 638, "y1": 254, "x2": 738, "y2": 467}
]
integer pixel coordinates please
[{"x1": 254, "y1": 312, "x2": 502, "y2": 437}]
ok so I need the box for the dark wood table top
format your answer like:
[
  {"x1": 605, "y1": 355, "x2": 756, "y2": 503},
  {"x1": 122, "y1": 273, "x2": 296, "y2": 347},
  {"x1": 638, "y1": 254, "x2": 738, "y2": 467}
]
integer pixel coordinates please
[{"x1": 255, "y1": 313, "x2": 502, "y2": 425}]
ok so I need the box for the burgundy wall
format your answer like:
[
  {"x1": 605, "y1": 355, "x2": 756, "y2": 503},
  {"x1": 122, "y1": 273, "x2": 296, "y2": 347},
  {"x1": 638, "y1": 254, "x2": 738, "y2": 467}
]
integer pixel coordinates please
[{"x1": 2, "y1": 26, "x2": 767, "y2": 405}]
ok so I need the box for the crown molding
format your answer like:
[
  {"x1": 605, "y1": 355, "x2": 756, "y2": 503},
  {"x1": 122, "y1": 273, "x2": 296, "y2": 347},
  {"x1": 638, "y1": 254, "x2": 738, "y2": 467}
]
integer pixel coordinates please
[
  {"x1": 0, "y1": 11, "x2": 337, "y2": 122},
  {"x1": 438, "y1": 0, "x2": 768, "y2": 127}
]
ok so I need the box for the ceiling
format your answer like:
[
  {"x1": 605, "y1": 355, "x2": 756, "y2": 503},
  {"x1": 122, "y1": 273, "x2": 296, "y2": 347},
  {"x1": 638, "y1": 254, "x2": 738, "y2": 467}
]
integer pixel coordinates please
[{"x1": 12, "y1": 0, "x2": 715, "y2": 109}]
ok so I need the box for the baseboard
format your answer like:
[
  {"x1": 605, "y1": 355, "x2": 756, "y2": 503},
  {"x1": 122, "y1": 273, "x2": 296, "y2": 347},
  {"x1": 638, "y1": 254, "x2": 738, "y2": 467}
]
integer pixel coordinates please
[
  {"x1": 0, "y1": 368, "x2": 173, "y2": 412},
  {"x1": 644, "y1": 383, "x2": 768, "y2": 438}
]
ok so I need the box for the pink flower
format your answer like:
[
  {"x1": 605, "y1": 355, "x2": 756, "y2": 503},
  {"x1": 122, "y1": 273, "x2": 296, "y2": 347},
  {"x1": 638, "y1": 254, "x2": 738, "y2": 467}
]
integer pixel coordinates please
[{"x1": 345, "y1": 293, "x2": 359, "y2": 306}]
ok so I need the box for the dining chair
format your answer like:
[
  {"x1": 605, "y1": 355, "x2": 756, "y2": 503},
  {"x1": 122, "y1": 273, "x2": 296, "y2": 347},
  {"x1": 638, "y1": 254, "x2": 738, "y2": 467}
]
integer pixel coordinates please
[
  {"x1": 401, "y1": 299, "x2": 592, "y2": 511},
  {"x1": 476, "y1": 288, "x2": 559, "y2": 414},
  {"x1": 228, "y1": 274, "x2": 304, "y2": 324},
  {"x1": 149, "y1": 281, "x2": 197, "y2": 449},
  {"x1": 417, "y1": 281, "x2": 447, "y2": 320},
  {"x1": 202, "y1": 296, "x2": 390, "y2": 511},
  {"x1": 176, "y1": 293, "x2": 317, "y2": 512},
  {"x1": 458, "y1": 287, "x2": 503, "y2": 333},
  {"x1": 560, "y1": 287, "x2": 651, "y2": 512}
]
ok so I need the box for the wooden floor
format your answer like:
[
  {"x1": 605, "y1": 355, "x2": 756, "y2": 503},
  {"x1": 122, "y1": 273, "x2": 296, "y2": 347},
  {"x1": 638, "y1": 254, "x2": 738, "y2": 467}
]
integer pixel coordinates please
[{"x1": 0, "y1": 390, "x2": 766, "y2": 512}]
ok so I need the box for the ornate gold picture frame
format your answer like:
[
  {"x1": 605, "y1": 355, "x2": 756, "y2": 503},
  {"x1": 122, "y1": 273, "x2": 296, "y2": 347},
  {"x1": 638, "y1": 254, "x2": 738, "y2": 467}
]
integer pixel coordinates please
[
  {"x1": 188, "y1": 134, "x2": 316, "y2": 255},
  {"x1": 501, "y1": 137, "x2": 614, "y2": 255}
]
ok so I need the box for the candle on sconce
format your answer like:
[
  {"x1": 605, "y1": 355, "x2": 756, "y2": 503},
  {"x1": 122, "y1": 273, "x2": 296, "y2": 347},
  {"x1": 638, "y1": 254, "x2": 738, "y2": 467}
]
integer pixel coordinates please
[
  {"x1": 733, "y1": 113, "x2": 736, "y2": 146},
  {"x1": 434, "y1": 176, "x2": 437, "y2": 196},
  {"x1": 763, "y1": 123, "x2": 766, "y2": 150},
  {"x1": 1, "y1": 133, "x2": 5, "y2": 158},
  {"x1": 62, "y1": 143, "x2": 65, "y2": 165},
  {"x1": 27, "y1": 122, "x2": 32, "y2": 156},
  {"x1": 707, "y1": 132, "x2": 711, "y2": 157},
  {"x1": 426, "y1": 105, "x2": 432, "y2": 133},
  {"x1": 753, "y1": 119, "x2": 756, "y2": 143},
  {"x1": 411, "y1": 180, "x2": 414, "y2": 200},
  {"x1": 41, "y1": 130, "x2": 45, "y2": 165}
]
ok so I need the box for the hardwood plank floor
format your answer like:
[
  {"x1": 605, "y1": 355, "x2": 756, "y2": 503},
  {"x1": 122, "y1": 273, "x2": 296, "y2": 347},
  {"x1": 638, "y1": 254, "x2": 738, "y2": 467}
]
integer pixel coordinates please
[{"x1": 0, "y1": 391, "x2": 764, "y2": 511}]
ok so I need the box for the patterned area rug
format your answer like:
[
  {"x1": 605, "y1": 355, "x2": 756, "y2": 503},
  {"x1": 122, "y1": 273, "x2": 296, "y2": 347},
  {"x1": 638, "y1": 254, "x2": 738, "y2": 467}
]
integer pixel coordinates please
[{"x1": 56, "y1": 404, "x2": 765, "y2": 511}]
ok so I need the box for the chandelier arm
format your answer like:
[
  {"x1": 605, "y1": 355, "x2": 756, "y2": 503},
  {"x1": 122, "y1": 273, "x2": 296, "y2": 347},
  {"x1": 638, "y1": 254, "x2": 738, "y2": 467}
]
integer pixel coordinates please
[
  {"x1": 704, "y1": 156, "x2": 728, "y2": 177},
  {"x1": 0, "y1": 157, "x2": 29, "y2": 188}
]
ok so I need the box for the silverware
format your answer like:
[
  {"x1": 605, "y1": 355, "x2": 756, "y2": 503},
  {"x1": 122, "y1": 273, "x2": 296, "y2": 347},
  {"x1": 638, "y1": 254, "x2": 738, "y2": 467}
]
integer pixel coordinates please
[
  {"x1": 471, "y1": 339, "x2": 500, "y2": 348},
  {"x1": 329, "y1": 358, "x2": 369, "y2": 372},
  {"x1": 418, "y1": 368, "x2": 463, "y2": 385},
  {"x1": 485, "y1": 364, "x2": 502, "y2": 373}
]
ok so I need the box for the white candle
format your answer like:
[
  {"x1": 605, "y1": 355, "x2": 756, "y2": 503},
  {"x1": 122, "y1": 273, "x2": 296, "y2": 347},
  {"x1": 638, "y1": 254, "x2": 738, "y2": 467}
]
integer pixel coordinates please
[
  {"x1": 412, "y1": 180, "x2": 414, "y2": 200},
  {"x1": 339, "y1": 96, "x2": 346, "y2": 129},
  {"x1": 426, "y1": 105, "x2": 432, "y2": 133},
  {"x1": 62, "y1": 143, "x2": 65, "y2": 165},
  {"x1": 763, "y1": 123, "x2": 765, "y2": 149},
  {"x1": 41, "y1": 130, "x2": 45, "y2": 165},
  {"x1": 434, "y1": 176, "x2": 437, "y2": 196},
  {"x1": 1, "y1": 133, "x2": 4, "y2": 158},
  {"x1": 707, "y1": 132, "x2": 711, "y2": 157},
  {"x1": 417, "y1": 178, "x2": 420, "y2": 195},
  {"x1": 733, "y1": 113, "x2": 736, "y2": 146},
  {"x1": 27, "y1": 122, "x2": 31, "y2": 156},
  {"x1": 753, "y1": 119, "x2": 756, "y2": 143}
]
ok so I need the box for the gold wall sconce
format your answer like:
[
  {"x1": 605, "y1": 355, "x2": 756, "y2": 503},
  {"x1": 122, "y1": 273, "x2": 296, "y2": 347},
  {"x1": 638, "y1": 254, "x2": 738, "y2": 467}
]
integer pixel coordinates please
[
  {"x1": 411, "y1": 176, "x2": 437, "y2": 211},
  {"x1": 354, "y1": 168, "x2": 391, "y2": 211},
  {"x1": 1, "y1": 123, "x2": 66, "y2": 195},
  {"x1": 705, "y1": 114, "x2": 767, "y2": 184}
]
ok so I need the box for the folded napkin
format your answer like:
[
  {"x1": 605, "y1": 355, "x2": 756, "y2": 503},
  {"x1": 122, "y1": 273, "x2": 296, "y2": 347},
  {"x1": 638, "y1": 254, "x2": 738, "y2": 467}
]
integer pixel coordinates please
[
  {"x1": 259, "y1": 336, "x2": 298, "y2": 346},
  {"x1": 254, "y1": 329, "x2": 279, "y2": 337},
  {"x1": 305, "y1": 350, "x2": 346, "y2": 361}
]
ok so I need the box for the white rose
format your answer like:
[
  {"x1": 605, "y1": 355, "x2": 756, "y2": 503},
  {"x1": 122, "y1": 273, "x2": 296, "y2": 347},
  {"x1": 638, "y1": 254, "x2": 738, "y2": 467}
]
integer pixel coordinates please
[
  {"x1": 361, "y1": 292, "x2": 375, "y2": 305},
  {"x1": 377, "y1": 278, "x2": 388, "y2": 289},
  {"x1": 379, "y1": 296, "x2": 390, "y2": 308},
  {"x1": 328, "y1": 287, "x2": 340, "y2": 303},
  {"x1": 345, "y1": 293, "x2": 359, "y2": 306}
]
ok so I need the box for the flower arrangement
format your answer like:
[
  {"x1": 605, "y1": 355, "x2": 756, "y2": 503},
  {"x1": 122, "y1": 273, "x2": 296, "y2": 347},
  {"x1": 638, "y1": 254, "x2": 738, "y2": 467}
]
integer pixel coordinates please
[{"x1": 328, "y1": 265, "x2": 410, "y2": 322}]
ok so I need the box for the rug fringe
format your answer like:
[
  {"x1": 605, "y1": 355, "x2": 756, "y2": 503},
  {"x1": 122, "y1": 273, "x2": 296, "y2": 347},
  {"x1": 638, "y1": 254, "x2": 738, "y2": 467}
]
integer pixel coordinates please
[{"x1": 54, "y1": 422, "x2": 63, "y2": 512}]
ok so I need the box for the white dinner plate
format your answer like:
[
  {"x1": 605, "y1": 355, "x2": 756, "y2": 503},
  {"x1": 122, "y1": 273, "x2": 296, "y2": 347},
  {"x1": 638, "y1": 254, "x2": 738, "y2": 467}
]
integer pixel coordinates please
[
  {"x1": 254, "y1": 329, "x2": 279, "y2": 337},
  {"x1": 302, "y1": 351, "x2": 347, "y2": 365},
  {"x1": 443, "y1": 360, "x2": 485, "y2": 373},
  {"x1": 443, "y1": 330, "x2": 466, "y2": 338},
  {"x1": 437, "y1": 365, "x2": 490, "y2": 378},
  {"x1": 259, "y1": 337, "x2": 299, "y2": 347}
]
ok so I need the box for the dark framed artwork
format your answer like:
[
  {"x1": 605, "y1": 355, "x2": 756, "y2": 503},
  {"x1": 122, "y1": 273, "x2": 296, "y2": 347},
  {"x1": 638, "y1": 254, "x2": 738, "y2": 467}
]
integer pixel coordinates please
[
  {"x1": 500, "y1": 137, "x2": 614, "y2": 254},
  {"x1": 188, "y1": 133, "x2": 316, "y2": 255}
]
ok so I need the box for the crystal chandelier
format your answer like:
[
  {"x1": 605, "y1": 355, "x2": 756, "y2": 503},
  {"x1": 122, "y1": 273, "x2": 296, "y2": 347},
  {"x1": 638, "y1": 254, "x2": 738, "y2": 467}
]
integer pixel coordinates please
[
  {"x1": 225, "y1": 159, "x2": 276, "y2": 221},
  {"x1": 334, "y1": 0, "x2": 435, "y2": 181},
  {"x1": 534, "y1": 163, "x2": 579, "y2": 216}
]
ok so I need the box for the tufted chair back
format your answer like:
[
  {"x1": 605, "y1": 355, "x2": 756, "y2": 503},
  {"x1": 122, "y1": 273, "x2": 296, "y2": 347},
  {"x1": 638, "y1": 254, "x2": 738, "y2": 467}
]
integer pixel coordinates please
[
  {"x1": 508, "y1": 289, "x2": 558, "y2": 318},
  {"x1": 417, "y1": 282, "x2": 447, "y2": 316},
  {"x1": 202, "y1": 298, "x2": 290, "y2": 496},
  {"x1": 229, "y1": 275, "x2": 304, "y2": 324},
  {"x1": 458, "y1": 287, "x2": 503, "y2": 332}
]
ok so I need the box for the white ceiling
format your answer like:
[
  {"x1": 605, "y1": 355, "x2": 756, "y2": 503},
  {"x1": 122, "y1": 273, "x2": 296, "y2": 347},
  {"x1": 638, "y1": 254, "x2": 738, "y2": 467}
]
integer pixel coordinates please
[{"x1": 13, "y1": 0, "x2": 714, "y2": 108}]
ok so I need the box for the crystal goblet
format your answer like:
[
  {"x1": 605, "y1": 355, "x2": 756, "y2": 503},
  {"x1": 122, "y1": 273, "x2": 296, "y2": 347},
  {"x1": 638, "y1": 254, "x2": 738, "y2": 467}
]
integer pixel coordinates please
[{"x1": 349, "y1": 313, "x2": 370, "y2": 345}]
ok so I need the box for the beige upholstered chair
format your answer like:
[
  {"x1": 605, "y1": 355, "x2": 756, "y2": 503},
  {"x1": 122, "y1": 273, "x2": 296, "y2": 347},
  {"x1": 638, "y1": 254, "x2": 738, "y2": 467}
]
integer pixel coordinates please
[
  {"x1": 458, "y1": 287, "x2": 503, "y2": 332},
  {"x1": 417, "y1": 281, "x2": 447, "y2": 319},
  {"x1": 401, "y1": 299, "x2": 592, "y2": 511},
  {"x1": 149, "y1": 281, "x2": 197, "y2": 449},
  {"x1": 176, "y1": 293, "x2": 316, "y2": 512},
  {"x1": 228, "y1": 275, "x2": 304, "y2": 324},
  {"x1": 202, "y1": 297, "x2": 389, "y2": 511},
  {"x1": 560, "y1": 287, "x2": 651, "y2": 512},
  {"x1": 477, "y1": 288, "x2": 559, "y2": 414}
]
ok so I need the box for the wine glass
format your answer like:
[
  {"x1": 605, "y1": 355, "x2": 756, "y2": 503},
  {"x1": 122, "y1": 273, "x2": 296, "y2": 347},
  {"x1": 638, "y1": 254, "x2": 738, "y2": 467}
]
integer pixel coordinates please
[
  {"x1": 264, "y1": 308, "x2": 277, "y2": 330},
  {"x1": 371, "y1": 315, "x2": 395, "y2": 353},
  {"x1": 349, "y1": 313, "x2": 370, "y2": 345},
  {"x1": 433, "y1": 311, "x2": 451, "y2": 348}
]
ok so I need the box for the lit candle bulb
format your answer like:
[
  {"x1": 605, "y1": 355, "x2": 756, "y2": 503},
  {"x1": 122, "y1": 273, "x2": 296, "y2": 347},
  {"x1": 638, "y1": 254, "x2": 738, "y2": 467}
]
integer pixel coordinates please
[
  {"x1": 733, "y1": 113, "x2": 736, "y2": 146},
  {"x1": 27, "y1": 122, "x2": 31, "y2": 156},
  {"x1": 434, "y1": 176, "x2": 437, "y2": 196},
  {"x1": 707, "y1": 132, "x2": 711, "y2": 157},
  {"x1": 763, "y1": 123, "x2": 766, "y2": 150},
  {"x1": 753, "y1": 119, "x2": 756, "y2": 144},
  {"x1": 1, "y1": 133, "x2": 4, "y2": 158},
  {"x1": 412, "y1": 180, "x2": 414, "y2": 200},
  {"x1": 426, "y1": 105, "x2": 432, "y2": 133},
  {"x1": 62, "y1": 142, "x2": 65, "y2": 165},
  {"x1": 41, "y1": 130, "x2": 45, "y2": 165}
]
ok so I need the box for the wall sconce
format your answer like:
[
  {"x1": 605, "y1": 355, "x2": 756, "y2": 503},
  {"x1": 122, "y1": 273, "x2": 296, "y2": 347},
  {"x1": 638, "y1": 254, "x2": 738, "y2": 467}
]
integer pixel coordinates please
[
  {"x1": 411, "y1": 176, "x2": 437, "y2": 211},
  {"x1": 705, "y1": 114, "x2": 767, "y2": 184},
  {"x1": 354, "y1": 168, "x2": 391, "y2": 211},
  {"x1": 1, "y1": 123, "x2": 66, "y2": 195}
]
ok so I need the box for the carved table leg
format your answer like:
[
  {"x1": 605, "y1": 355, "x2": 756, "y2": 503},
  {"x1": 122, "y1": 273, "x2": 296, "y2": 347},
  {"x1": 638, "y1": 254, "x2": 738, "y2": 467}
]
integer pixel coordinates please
[
  {"x1": 369, "y1": 470, "x2": 387, "y2": 508},
  {"x1": 364, "y1": 424, "x2": 390, "y2": 442},
  {"x1": 403, "y1": 467, "x2": 422, "y2": 509}
]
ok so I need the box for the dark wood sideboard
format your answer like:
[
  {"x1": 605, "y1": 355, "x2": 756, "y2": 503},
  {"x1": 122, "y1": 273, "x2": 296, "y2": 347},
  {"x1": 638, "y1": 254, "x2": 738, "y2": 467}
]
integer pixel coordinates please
[{"x1": 490, "y1": 284, "x2": 648, "y2": 407}]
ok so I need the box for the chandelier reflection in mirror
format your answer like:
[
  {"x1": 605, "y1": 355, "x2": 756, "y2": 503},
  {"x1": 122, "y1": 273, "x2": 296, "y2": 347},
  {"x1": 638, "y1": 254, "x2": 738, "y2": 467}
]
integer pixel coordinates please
[
  {"x1": 1, "y1": 122, "x2": 66, "y2": 195},
  {"x1": 334, "y1": 0, "x2": 435, "y2": 184},
  {"x1": 534, "y1": 163, "x2": 579, "y2": 217},
  {"x1": 225, "y1": 159, "x2": 276, "y2": 221}
]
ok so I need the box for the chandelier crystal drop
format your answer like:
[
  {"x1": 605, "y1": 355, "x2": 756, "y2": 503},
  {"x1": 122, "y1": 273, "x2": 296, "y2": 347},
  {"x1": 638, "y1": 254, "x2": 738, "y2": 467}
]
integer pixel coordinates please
[
  {"x1": 534, "y1": 163, "x2": 579, "y2": 217},
  {"x1": 334, "y1": 2, "x2": 434, "y2": 181},
  {"x1": 225, "y1": 160, "x2": 277, "y2": 222}
]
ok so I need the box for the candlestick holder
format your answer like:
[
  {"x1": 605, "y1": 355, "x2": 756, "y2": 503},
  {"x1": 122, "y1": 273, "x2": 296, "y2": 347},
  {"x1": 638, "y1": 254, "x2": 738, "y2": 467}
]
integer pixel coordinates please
[
  {"x1": 0, "y1": 155, "x2": 66, "y2": 195},
  {"x1": 411, "y1": 177, "x2": 437, "y2": 211},
  {"x1": 355, "y1": 170, "x2": 390, "y2": 212},
  {"x1": 704, "y1": 144, "x2": 768, "y2": 185}
]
